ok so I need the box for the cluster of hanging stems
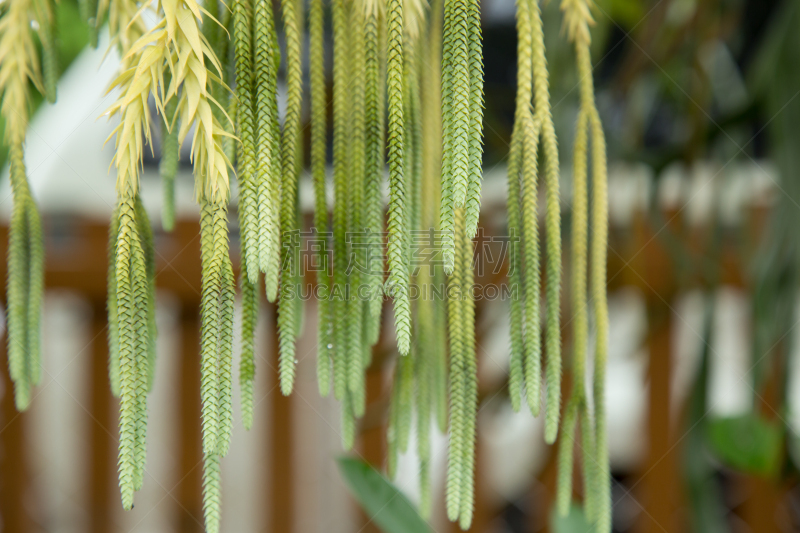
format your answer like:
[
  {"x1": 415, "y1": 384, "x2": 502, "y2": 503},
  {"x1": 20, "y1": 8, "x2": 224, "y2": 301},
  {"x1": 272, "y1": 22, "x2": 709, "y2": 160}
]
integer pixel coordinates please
[{"x1": 0, "y1": 0, "x2": 610, "y2": 529}]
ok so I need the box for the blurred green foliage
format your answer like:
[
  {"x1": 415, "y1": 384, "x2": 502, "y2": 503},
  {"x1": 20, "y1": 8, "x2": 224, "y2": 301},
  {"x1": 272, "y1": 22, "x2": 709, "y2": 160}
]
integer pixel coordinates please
[
  {"x1": 683, "y1": 303, "x2": 730, "y2": 533},
  {"x1": 599, "y1": 0, "x2": 645, "y2": 28},
  {"x1": 707, "y1": 414, "x2": 784, "y2": 477}
]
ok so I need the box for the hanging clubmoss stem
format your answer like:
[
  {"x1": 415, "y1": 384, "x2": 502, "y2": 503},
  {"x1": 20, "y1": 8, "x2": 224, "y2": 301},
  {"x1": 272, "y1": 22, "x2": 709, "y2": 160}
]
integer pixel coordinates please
[
  {"x1": 2, "y1": 0, "x2": 48, "y2": 413},
  {"x1": 332, "y1": 0, "x2": 350, "y2": 401},
  {"x1": 557, "y1": 0, "x2": 610, "y2": 529},
  {"x1": 277, "y1": 0, "x2": 304, "y2": 396},
  {"x1": 234, "y1": 0, "x2": 260, "y2": 283},
  {"x1": 310, "y1": 0, "x2": 334, "y2": 396},
  {"x1": 386, "y1": 0, "x2": 411, "y2": 355},
  {"x1": 254, "y1": 0, "x2": 281, "y2": 300},
  {"x1": 363, "y1": 0, "x2": 385, "y2": 344}
]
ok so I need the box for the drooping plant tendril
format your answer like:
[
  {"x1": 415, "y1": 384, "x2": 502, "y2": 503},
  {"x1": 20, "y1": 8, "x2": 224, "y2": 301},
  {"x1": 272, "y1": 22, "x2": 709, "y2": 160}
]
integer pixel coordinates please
[
  {"x1": 0, "y1": 0, "x2": 617, "y2": 528},
  {"x1": 2, "y1": 0, "x2": 48, "y2": 413},
  {"x1": 555, "y1": 0, "x2": 610, "y2": 530}
]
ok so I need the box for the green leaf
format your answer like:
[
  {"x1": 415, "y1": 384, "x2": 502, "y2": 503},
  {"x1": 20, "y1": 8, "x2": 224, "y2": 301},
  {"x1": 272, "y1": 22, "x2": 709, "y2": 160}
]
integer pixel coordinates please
[
  {"x1": 598, "y1": 0, "x2": 644, "y2": 29},
  {"x1": 707, "y1": 414, "x2": 783, "y2": 478},
  {"x1": 336, "y1": 457, "x2": 431, "y2": 533},
  {"x1": 550, "y1": 502, "x2": 593, "y2": 533}
]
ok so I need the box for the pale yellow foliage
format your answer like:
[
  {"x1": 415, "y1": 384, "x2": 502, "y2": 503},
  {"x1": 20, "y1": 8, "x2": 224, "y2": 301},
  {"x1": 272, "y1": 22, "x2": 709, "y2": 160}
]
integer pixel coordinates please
[
  {"x1": 103, "y1": 0, "x2": 231, "y2": 202},
  {"x1": 0, "y1": 0, "x2": 43, "y2": 144},
  {"x1": 359, "y1": 0, "x2": 383, "y2": 18},
  {"x1": 560, "y1": 0, "x2": 594, "y2": 45},
  {"x1": 405, "y1": 0, "x2": 428, "y2": 39},
  {"x1": 98, "y1": 0, "x2": 149, "y2": 54}
]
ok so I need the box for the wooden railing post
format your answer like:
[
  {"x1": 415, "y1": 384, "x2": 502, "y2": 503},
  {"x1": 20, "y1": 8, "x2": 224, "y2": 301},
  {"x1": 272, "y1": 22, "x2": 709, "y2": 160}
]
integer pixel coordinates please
[
  {"x1": 175, "y1": 303, "x2": 205, "y2": 533},
  {"x1": 86, "y1": 300, "x2": 117, "y2": 533},
  {"x1": 0, "y1": 335, "x2": 32, "y2": 533},
  {"x1": 268, "y1": 304, "x2": 294, "y2": 533},
  {"x1": 636, "y1": 208, "x2": 683, "y2": 533}
]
